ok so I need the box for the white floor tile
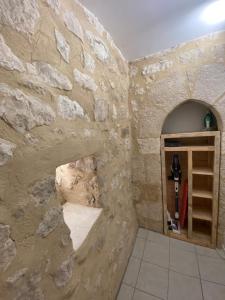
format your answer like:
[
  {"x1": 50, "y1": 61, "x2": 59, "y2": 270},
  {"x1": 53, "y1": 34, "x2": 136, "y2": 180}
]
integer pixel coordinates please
[
  {"x1": 117, "y1": 284, "x2": 134, "y2": 300},
  {"x1": 168, "y1": 270, "x2": 203, "y2": 300},
  {"x1": 198, "y1": 255, "x2": 225, "y2": 285},
  {"x1": 195, "y1": 245, "x2": 221, "y2": 259},
  {"x1": 136, "y1": 261, "x2": 168, "y2": 300},
  {"x1": 123, "y1": 257, "x2": 141, "y2": 287},
  {"x1": 143, "y1": 240, "x2": 169, "y2": 268},
  {"x1": 147, "y1": 231, "x2": 169, "y2": 247},
  {"x1": 132, "y1": 237, "x2": 146, "y2": 259},
  {"x1": 202, "y1": 280, "x2": 225, "y2": 300},
  {"x1": 170, "y1": 247, "x2": 199, "y2": 277},
  {"x1": 133, "y1": 289, "x2": 160, "y2": 300},
  {"x1": 170, "y1": 238, "x2": 195, "y2": 253},
  {"x1": 137, "y1": 228, "x2": 148, "y2": 239}
]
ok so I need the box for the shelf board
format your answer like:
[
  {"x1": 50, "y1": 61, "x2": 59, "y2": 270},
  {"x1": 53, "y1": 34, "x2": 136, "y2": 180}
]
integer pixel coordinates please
[
  {"x1": 167, "y1": 228, "x2": 212, "y2": 247},
  {"x1": 192, "y1": 167, "x2": 214, "y2": 176},
  {"x1": 192, "y1": 189, "x2": 213, "y2": 199},
  {"x1": 163, "y1": 146, "x2": 215, "y2": 152},
  {"x1": 161, "y1": 131, "x2": 219, "y2": 139},
  {"x1": 192, "y1": 208, "x2": 212, "y2": 222}
]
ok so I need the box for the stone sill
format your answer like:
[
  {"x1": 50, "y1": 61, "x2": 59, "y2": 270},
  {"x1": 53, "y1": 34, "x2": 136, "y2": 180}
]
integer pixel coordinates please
[{"x1": 63, "y1": 203, "x2": 102, "y2": 251}]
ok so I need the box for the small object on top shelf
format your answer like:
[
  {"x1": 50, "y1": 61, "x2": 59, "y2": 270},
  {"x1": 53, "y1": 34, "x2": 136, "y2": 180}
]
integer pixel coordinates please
[{"x1": 203, "y1": 111, "x2": 217, "y2": 131}]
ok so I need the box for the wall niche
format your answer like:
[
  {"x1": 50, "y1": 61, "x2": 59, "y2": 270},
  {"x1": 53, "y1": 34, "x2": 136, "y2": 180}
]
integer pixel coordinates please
[{"x1": 56, "y1": 156, "x2": 102, "y2": 251}]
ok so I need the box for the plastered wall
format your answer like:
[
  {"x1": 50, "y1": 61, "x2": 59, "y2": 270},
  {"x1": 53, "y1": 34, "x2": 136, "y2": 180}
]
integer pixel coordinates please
[
  {"x1": 0, "y1": 1, "x2": 137, "y2": 299},
  {"x1": 129, "y1": 31, "x2": 225, "y2": 247}
]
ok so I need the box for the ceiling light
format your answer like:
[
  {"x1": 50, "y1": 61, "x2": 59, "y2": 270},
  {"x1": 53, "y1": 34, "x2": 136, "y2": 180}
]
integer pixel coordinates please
[{"x1": 201, "y1": 0, "x2": 225, "y2": 24}]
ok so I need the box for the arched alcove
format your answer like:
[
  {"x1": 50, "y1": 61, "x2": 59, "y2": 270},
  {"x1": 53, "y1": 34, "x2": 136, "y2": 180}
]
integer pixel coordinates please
[
  {"x1": 161, "y1": 100, "x2": 221, "y2": 247},
  {"x1": 162, "y1": 100, "x2": 219, "y2": 134}
]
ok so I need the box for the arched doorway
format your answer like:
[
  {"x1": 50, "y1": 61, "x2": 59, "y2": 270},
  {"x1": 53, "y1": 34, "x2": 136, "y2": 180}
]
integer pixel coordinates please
[{"x1": 161, "y1": 100, "x2": 221, "y2": 248}]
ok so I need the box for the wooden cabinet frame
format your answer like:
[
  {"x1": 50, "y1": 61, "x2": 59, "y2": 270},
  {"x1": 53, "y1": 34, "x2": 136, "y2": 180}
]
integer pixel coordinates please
[{"x1": 161, "y1": 131, "x2": 220, "y2": 248}]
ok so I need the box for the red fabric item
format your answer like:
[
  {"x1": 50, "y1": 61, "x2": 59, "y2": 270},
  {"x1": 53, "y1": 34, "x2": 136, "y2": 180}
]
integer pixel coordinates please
[{"x1": 180, "y1": 179, "x2": 188, "y2": 228}]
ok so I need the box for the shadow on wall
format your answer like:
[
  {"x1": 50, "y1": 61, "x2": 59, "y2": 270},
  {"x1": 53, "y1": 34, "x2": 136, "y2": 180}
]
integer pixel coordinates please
[
  {"x1": 55, "y1": 156, "x2": 102, "y2": 251},
  {"x1": 162, "y1": 100, "x2": 218, "y2": 134}
]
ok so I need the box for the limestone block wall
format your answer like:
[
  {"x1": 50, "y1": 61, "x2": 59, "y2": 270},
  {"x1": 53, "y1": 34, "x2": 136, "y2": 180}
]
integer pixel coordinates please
[
  {"x1": 0, "y1": 1, "x2": 137, "y2": 299},
  {"x1": 129, "y1": 31, "x2": 225, "y2": 247}
]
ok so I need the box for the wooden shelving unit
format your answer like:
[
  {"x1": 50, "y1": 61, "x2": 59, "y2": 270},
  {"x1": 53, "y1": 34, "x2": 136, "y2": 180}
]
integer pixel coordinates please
[{"x1": 161, "y1": 131, "x2": 220, "y2": 248}]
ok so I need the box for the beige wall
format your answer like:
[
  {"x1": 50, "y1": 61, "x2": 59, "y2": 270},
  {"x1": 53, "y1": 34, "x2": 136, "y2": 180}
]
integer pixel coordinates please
[
  {"x1": 129, "y1": 31, "x2": 225, "y2": 247},
  {"x1": 0, "y1": 1, "x2": 137, "y2": 299}
]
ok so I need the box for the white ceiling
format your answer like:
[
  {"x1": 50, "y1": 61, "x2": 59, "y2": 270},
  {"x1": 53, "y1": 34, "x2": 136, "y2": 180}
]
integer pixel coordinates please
[{"x1": 80, "y1": 0, "x2": 225, "y2": 60}]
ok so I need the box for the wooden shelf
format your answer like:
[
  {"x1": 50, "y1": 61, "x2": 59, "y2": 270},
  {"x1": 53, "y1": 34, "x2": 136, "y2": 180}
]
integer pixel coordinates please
[
  {"x1": 192, "y1": 207, "x2": 212, "y2": 222},
  {"x1": 161, "y1": 131, "x2": 219, "y2": 139},
  {"x1": 167, "y1": 227, "x2": 212, "y2": 248},
  {"x1": 161, "y1": 131, "x2": 220, "y2": 248},
  {"x1": 192, "y1": 167, "x2": 214, "y2": 176},
  {"x1": 163, "y1": 146, "x2": 215, "y2": 152},
  {"x1": 192, "y1": 189, "x2": 213, "y2": 199}
]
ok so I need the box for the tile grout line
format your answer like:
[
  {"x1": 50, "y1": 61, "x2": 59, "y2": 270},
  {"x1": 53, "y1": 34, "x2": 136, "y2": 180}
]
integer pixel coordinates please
[
  {"x1": 167, "y1": 236, "x2": 171, "y2": 300},
  {"x1": 131, "y1": 231, "x2": 148, "y2": 300},
  {"x1": 118, "y1": 229, "x2": 143, "y2": 299},
  {"x1": 134, "y1": 287, "x2": 165, "y2": 300},
  {"x1": 195, "y1": 245, "x2": 205, "y2": 300}
]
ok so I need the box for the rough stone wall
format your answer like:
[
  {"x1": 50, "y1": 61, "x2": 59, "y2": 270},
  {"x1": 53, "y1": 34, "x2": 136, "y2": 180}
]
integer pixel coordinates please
[
  {"x1": 129, "y1": 31, "x2": 225, "y2": 246},
  {"x1": 55, "y1": 157, "x2": 101, "y2": 208},
  {"x1": 0, "y1": 1, "x2": 137, "y2": 299}
]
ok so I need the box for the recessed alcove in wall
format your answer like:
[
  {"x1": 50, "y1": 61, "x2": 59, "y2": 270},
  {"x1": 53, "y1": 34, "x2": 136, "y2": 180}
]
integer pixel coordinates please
[
  {"x1": 161, "y1": 100, "x2": 221, "y2": 247},
  {"x1": 55, "y1": 156, "x2": 102, "y2": 251},
  {"x1": 162, "y1": 100, "x2": 218, "y2": 134}
]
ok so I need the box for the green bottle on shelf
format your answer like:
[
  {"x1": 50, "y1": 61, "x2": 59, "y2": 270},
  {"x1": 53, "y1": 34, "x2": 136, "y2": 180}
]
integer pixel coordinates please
[{"x1": 204, "y1": 111, "x2": 214, "y2": 130}]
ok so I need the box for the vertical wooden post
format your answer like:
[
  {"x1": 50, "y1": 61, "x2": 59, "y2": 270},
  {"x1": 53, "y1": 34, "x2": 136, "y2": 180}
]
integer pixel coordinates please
[
  {"x1": 212, "y1": 132, "x2": 220, "y2": 247},
  {"x1": 188, "y1": 150, "x2": 193, "y2": 239},
  {"x1": 161, "y1": 136, "x2": 168, "y2": 235}
]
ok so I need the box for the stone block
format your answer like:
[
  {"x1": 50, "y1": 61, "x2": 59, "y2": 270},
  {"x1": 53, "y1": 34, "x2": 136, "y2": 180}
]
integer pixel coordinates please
[
  {"x1": 36, "y1": 207, "x2": 63, "y2": 237},
  {"x1": 54, "y1": 255, "x2": 74, "y2": 288},
  {"x1": 82, "y1": 51, "x2": 95, "y2": 73},
  {"x1": 142, "y1": 59, "x2": 173, "y2": 76},
  {"x1": 6, "y1": 268, "x2": 44, "y2": 300},
  {"x1": 0, "y1": 138, "x2": 16, "y2": 166},
  {"x1": 45, "y1": 0, "x2": 60, "y2": 14},
  {"x1": 0, "y1": 83, "x2": 56, "y2": 133},
  {"x1": 55, "y1": 157, "x2": 101, "y2": 208},
  {"x1": 94, "y1": 98, "x2": 108, "y2": 122},
  {"x1": 0, "y1": 0, "x2": 40, "y2": 34},
  {"x1": 30, "y1": 176, "x2": 56, "y2": 206},
  {"x1": 0, "y1": 224, "x2": 16, "y2": 271},
  {"x1": 0, "y1": 34, "x2": 25, "y2": 72},
  {"x1": 74, "y1": 68, "x2": 97, "y2": 92},
  {"x1": 63, "y1": 11, "x2": 84, "y2": 42},
  {"x1": 55, "y1": 29, "x2": 70, "y2": 63},
  {"x1": 57, "y1": 95, "x2": 85, "y2": 120},
  {"x1": 86, "y1": 31, "x2": 109, "y2": 62}
]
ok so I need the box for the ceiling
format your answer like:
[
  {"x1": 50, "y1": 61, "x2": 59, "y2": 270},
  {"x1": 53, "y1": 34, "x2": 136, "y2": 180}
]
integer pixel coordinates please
[{"x1": 80, "y1": 0, "x2": 225, "y2": 60}]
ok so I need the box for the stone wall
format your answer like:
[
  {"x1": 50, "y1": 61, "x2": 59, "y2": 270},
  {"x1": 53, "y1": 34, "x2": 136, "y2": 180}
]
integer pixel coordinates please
[
  {"x1": 0, "y1": 1, "x2": 137, "y2": 299},
  {"x1": 129, "y1": 31, "x2": 225, "y2": 246}
]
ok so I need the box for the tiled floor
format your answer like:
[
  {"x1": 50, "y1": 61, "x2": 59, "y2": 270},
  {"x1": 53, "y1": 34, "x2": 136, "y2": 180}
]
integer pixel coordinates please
[{"x1": 117, "y1": 228, "x2": 225, "y2": 300}]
